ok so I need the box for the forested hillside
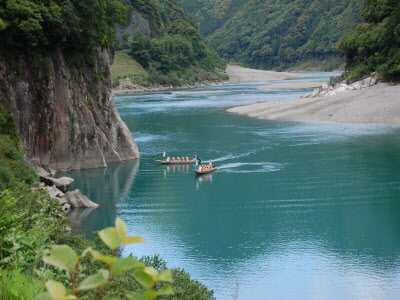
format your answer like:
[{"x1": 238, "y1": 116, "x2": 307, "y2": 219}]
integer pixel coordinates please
[
  {"x1": 113, "y1": 0, "x2": 227, "y2": 87},
  {"x1": 180, "y1": 0, "x2": 362, "y2": 70},
  {"x1": 339, "y1": 0, "x2": 400, "y2": 81}
]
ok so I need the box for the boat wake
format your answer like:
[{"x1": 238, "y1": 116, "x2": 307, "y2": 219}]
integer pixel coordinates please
[
  {"x1": 211, "y1": 150, "x2": 259, "y2": 162},
  {"x1": 218, "y1": 162, "x2": 283, "y2": 173}
]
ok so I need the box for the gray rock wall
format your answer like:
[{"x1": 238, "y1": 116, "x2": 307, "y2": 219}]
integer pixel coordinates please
[{"x1": 0, "y1": 47, "x2": 139, "y2": 172}]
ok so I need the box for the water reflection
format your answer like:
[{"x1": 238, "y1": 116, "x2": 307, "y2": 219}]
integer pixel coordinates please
[
  {"x1": 64, "y1": 160, "x2": 140, "y2": 237},
  {"x1": 195, "y1": 173, "x2": 214, "y2": 190}
]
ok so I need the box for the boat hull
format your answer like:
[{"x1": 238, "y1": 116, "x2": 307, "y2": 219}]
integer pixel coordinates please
[
  {"x1": 194, "y1": 167, "x2": 218, "y2": 174},
  {"x1": 155, "y1": 160, "x2": 198, "y2": 165}
]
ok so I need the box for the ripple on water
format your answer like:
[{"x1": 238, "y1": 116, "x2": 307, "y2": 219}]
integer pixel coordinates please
[{"x1": 218, "y1": 162, "x2": 284, "y2": 173}]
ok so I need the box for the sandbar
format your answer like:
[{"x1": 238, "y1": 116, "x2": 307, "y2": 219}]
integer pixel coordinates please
[
  {"x1": 228, "y1": 83, "x2": 400, "y2": 126},
  {"x1": 226, "y1": 65, "x2": 314, "y2": 82},
  {"x1": 259, "y1": 81, "x2": 323, "y2": 90}
]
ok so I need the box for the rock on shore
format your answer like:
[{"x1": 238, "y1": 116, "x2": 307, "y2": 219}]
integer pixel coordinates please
[
  {"x1": 38, "y1": 175, "x2": 99, "y2": 210},
  {"x1": 63, "y1": 190, "x2": 99, "y2": 208},
  {"x1": 302, "y1": 75, "x2": 378, "y2": 98}
]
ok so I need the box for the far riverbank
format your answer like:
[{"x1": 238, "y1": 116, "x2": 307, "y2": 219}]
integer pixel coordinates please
[{"x1": 112, "y1": 65, "x2": 321, "y2": 95}]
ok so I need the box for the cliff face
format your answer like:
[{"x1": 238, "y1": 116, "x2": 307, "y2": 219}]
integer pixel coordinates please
[{"x1": 0, "y1": 47, "x2": 139, "y2": 173}]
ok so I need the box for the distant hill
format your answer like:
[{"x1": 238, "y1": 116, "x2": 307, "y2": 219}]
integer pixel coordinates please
[
  {"x1": 113, "y1": 0, "x2": 227, "y2": 87},
  {"x1": 180, "y1": 0, "x2": 363, "y2": 70}
]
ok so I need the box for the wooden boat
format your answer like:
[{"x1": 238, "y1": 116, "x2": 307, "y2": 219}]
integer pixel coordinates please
[
  {"x1": 194, "y1": 167, "x2": 218, "y2": 175},
  {"x1": 155, "y1": 159, "x2": 198, "y2": 165}
]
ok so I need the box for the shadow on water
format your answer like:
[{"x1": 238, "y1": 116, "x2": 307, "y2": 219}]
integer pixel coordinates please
[{"x1": 64, "y1": 160, "x2": 140, "y2": 237}]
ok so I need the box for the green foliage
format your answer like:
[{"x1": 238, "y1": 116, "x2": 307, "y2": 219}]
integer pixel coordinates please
[
  {"x1": 0, "y1": 268, "x2": 45, "y2": 299},
  {"x1": 127, "y1": 22, "x2": 225, "y2": 86},
  {"x1": 0, "y1": 107, "x2": 37, "y2": 190},
  {"x1": 35, "y1": 218, "x2": 174, "y2": 300},
  {"x1": 0, "y1": 186, "x2": 68, "y2": 270},
  {"x1": 129, "y1": 0, "x2": 196, "y2": 37},
  {"x1": 114, "y1": 0, "x2": 226, "y2": 87},
  {"x1": 0, "y1": 0, "x2": 129, "y2": 66},
  {"x1": 339, "y1": 0, "x2": 400, "y2": 81},
  {"x1": 180, "y1": 0, "x2": 363, "y2": 70}
]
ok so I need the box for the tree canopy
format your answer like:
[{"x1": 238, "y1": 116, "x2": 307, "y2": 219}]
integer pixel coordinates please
[
  {"x1": 0, "y1": 0, "x2": 128, "y2": 54},
  {"x1": 180, "y1": 0, "x2": 363, "y2": 70},
  {"x1": 339, "y1": 0, "x2": 400, "y2": 81}
]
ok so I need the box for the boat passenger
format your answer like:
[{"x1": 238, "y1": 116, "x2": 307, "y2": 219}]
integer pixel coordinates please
[
  {"x1": 198, "y1": 166, "x2": 202, "y2": 171},
  {"x1": 172, "y1": 157, "x2": 176, "y2": 161},
  {"x1": 186, "y1": 157, "x2": 189, "y2": 161},
  {"x1": 209, "y1": 160, "x2": 212, "y2": 167},
  {"x1": 166, "y1": 157, "x2": 171, "y2": 162},
  {"x1": 177, "y1": 157, "x2": 180, "y2": 161}
]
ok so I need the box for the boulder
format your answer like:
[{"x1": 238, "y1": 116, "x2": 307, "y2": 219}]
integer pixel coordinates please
[
  {"x1": 40, "y1": 176, "x2": 74, "y2": 192},
  {"x1": 62, "y1": 203, "x2": 71, "y2": 211},
  {"x1": 62, "y1": 189, "x2": 99, "y2": 208},
  {"x1": 43, "y1": 185, "x2": 65, "y2": 199}
]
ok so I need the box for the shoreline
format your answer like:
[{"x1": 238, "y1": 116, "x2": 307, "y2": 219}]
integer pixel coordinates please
[
  {"x1": 228, "y1": 83, "x2": 400, "y2": 126},
  {"x1": 112, "y1": 80, "x2": 224, "y2": 95},
  {"x1": 112, "y1": 65, "x2": 319, "y2": 95}
]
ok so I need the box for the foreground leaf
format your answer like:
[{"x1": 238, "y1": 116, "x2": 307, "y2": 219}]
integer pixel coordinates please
[
  {"x1": 157, "y1": 270, "x2": 173, "y2": 282},
  {"x1": 121, "y1": 236, "x2": 145, "y2": 245},
  {"x1": 126, "y1": 291, "x2": 146, "y2": 300},
  {"x1": 111, "y1": 256, "x2": 144, "y2": 275},
  {"x1": 78, "y1": 269, "x2": 109, "y2": 290},
  {"x1": 99, "y1": 227, "x2": 121, "y2": 250},
  {"x1": 158, "y1": 284, "x2": 174, "y2": 295},
  {"x1": 132, "y1": 269, "x2": 155, "y2": 289},
  {"x1": 43, "y1": 245, "x2": 78, "y2": 273},
  {"x1": 45, "y1": 281, "x2": 76, "y2": 299},
  {"x1": 143, "y1": 290, "x2": 158, "y2": 300},
  {"x1": 115, "y1": 217, "x2": 127, "y2": 239},
  {"x1": 33, "y1": 293, "x2": 53, "y2": 300},
  {"x1": 90, "y1": 249, "x2": 118, "y2": 265}
]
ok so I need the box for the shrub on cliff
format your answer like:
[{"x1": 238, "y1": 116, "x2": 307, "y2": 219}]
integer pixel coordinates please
[
  {"x1": 339, "y1": 0, "x2": 400, "y2": 81},
  {"x1": 0, "y1": 0, "x2": 128, "y2": 65},
  {"x1": 0, "y1": 106, "x2": 37, "y2": 190}
]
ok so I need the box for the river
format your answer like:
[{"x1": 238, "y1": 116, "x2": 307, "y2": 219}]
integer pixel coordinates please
[{"x1": 64, "y1": 73, "x2": 400, "y2": 299}]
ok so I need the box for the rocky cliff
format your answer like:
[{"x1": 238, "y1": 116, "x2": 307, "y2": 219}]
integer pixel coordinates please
[{"x1": 0, "y1": 47, "x2": 139, "y2": 173}]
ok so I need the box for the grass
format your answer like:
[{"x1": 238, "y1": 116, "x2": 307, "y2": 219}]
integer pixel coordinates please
[{"x1": 111, "y1": 50, "x2": 150, "y2": 87}]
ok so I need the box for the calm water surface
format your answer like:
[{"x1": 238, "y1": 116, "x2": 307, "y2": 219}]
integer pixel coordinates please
[{"x1": 65, "y1": 73, "x2": 400, "y2": 299}]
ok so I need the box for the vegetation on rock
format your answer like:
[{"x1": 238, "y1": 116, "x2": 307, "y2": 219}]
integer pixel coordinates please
[
  {"x1": 339, "y1": 0, "x2": 400, "y2": 81},
  {"x1": 0, "y1": 0, "x2": 127, "y2": 66},
  {"x1": 113, "y1": 0, "x2": 227, "y2": 87}
]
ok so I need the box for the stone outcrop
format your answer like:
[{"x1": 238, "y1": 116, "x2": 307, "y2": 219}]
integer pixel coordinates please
[
  {"x1": 63, "y1": 190, "x2": 100, "y2": 208},
  {"x1": 302, "y1": 74, "x2": 378, "y2": 98},
  {"x1": 40, "y1": 176, "x2": 74, "y2": 193},
  {"x1": 43, "y1": 185, "x2": 65, "y2": 199},
  {"x1": 0, "y1": 47, "x2": 139, "y2": 173}
]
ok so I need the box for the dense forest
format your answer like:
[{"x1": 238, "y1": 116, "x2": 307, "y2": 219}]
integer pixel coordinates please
[
  {"x1": 339, "y1": 0, "x2": 400, "y2": 81},
  {"x1": 113, "y1": 0, "x2": 227, "y2": 87},
  {"x1": 0, "y1": 0, "x2": 128, "y2": 66},
  {"x1": 180, "y1": 0, "x2": 363, "y2": 70}
]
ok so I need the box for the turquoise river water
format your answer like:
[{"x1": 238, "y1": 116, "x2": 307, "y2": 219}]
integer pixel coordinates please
[{"x1": 64, "y1": 73, "x2": 400, "y2": 299}]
